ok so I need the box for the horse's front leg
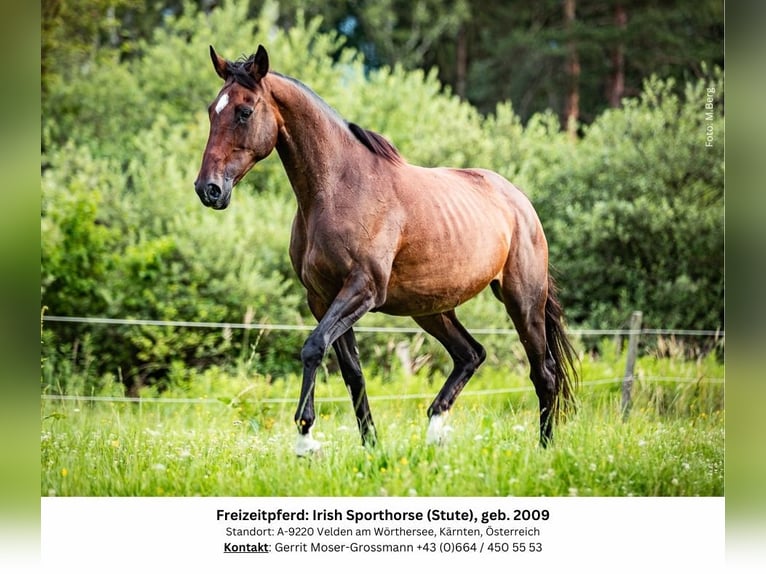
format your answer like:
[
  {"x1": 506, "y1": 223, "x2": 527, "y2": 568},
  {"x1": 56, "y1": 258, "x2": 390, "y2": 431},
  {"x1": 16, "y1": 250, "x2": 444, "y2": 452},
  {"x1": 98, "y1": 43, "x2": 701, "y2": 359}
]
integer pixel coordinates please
[
  {"x1": 294, "y1": 274, "x2": 378, "y2": 456},
  {"x1": 333, "y1": 328, "x2": 377, "y2": 446},
  {"x1": 294, "y1": 347, "x2": 321, "y2": 455}
]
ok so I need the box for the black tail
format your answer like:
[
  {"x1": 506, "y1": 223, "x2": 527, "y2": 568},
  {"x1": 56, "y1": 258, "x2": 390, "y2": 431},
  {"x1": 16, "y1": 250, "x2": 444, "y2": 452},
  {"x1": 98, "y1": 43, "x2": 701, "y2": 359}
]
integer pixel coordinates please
[{"x1": 545, "y1": 275, "x2": 579, "y2": 421}]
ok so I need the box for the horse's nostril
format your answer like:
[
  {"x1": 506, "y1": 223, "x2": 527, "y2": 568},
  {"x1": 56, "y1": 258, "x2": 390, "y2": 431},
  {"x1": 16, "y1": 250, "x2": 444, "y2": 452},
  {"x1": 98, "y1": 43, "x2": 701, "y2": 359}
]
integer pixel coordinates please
[{"x1": 206, "y1": 183, "x2": 222, "y2": 201}]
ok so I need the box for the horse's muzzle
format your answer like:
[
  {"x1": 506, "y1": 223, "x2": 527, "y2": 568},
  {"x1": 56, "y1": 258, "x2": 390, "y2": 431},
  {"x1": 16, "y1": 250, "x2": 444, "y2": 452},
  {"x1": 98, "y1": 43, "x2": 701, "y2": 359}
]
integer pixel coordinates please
[{"x1": 194, "y1": 179, "x2": 231, "y2": 210}]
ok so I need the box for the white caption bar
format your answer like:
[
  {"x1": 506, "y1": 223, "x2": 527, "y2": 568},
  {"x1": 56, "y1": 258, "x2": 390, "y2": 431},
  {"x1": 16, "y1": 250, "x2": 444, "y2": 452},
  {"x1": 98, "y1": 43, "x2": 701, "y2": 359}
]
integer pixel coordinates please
[{"x1": 42, "y1": 496, "x2": 723, "y2": 571}]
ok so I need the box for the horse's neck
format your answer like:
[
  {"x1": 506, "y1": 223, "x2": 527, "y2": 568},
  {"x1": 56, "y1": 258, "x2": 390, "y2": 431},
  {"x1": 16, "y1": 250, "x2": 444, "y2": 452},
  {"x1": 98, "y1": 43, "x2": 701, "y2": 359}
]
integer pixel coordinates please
[{"x1": 269, "y1": 75, "x2": 350, "y2": 211}]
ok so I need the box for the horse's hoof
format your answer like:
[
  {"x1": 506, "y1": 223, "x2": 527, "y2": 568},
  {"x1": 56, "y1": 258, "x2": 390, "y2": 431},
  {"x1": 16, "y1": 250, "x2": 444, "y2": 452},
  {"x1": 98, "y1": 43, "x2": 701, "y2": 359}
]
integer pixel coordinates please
[
  {"x1": 295, "y1": 432, "x2": 322, "y2": 457},
  {"x1": 426, "y1": 412, "x2": 452, "y2": 445}
]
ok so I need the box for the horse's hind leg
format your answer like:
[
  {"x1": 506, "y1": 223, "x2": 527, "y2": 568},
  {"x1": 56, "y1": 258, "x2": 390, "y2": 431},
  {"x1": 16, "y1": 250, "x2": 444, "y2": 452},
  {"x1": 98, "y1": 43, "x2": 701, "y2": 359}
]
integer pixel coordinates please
[
  {"x1": 333, "y1": 329, "x2": 377, "y2": 446},
  {"x1": 499, "y1": 279, "x2": 557, "y2": 446},
  {"x1": 413, "y1": 310, "x2": 486, "y2": 444}
]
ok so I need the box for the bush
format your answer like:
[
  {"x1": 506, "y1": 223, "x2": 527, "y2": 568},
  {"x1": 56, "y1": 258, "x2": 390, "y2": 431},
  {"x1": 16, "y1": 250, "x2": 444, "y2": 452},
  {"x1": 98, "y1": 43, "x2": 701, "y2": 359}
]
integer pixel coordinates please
[{"x1": 538, "y1": 73, "x2": 724, "y2": 330}]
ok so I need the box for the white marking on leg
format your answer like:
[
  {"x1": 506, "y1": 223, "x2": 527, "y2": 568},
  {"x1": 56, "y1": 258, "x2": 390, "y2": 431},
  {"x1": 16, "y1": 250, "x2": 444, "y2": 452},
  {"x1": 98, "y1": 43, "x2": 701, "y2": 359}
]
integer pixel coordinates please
[
  {"x1": 295, "y1": 429, "x2": 322, "y2": 456},
  {"x1": 215, "y1": 92, "x2": 230, "y2": 115},
  {"x1": 426, "y1": 411, "x2": 452, "y2": 445}
]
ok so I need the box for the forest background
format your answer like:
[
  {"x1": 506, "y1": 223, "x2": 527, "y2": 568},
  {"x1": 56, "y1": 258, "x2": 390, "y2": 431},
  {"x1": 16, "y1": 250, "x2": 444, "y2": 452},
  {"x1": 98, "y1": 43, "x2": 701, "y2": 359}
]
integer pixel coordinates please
[{"x1": 40, "y1": 0, "x2": 724, "y2": 395}]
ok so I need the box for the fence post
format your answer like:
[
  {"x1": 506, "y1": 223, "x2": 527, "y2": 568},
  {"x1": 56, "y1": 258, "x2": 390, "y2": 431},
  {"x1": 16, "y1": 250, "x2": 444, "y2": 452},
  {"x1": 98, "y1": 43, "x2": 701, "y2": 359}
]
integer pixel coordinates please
[{"x1": 621, "y1": 311, "x2": 643, "y2": 420}]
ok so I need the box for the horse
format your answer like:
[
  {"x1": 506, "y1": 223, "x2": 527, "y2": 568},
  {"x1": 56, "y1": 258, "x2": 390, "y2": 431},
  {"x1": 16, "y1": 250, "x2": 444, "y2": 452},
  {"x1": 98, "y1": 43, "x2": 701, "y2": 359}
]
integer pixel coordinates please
[{"x1": 194, "y1": 45, "x2": 578, "y2": 455}]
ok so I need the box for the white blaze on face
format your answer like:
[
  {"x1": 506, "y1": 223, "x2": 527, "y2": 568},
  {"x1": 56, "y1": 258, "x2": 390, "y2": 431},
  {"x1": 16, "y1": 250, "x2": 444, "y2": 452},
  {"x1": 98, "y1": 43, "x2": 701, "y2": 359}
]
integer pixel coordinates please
[{"x1": 215, "y1": 92, "x2": 230, "y2": 115}]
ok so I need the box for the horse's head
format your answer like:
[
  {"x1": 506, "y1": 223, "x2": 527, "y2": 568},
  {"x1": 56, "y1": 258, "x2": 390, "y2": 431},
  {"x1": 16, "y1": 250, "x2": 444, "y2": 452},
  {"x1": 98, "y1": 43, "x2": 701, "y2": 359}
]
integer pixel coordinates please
[{"x1": 194, "y1": 45, "x2": 279, "y2": 209}]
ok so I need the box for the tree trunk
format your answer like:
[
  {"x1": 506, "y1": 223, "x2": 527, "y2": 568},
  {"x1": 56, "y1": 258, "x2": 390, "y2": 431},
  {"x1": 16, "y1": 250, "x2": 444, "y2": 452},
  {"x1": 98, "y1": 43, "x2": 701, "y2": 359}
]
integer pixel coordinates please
[
  {"x1": 607, "y1": 4, "x2": 627, "y2": 107},
  {"x1": 563, "y1": 0, "x2": 580, "y2": 138},
  {"x1": 455, "y1": 24, "x2": 467, "y2": 100}
]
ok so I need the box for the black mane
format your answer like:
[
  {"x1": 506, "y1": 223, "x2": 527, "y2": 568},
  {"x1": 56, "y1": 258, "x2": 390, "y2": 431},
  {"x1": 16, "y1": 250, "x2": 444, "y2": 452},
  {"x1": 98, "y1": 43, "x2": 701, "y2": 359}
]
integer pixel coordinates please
[{"x1": 347, "y1": 122, "x2": 403, "y2": 164}]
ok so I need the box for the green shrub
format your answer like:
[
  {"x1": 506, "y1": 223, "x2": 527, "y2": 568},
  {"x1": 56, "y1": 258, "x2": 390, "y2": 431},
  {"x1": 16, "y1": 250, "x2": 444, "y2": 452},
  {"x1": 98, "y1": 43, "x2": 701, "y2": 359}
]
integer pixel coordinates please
[{"x1": 538, "y1": 73, "x2": 724, "y2": 330}]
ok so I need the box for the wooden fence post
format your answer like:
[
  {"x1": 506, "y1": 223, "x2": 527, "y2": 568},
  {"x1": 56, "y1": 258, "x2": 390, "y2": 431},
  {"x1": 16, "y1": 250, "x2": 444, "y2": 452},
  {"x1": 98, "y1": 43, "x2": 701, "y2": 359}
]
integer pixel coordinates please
[{"x1": 621, "y1": 311, "x2": 642, "y2": 420}]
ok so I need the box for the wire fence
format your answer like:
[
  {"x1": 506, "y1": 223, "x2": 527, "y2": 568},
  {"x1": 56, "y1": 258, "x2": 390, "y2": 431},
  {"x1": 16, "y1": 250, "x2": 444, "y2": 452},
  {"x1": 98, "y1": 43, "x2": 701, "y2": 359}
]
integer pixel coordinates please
[
  {"x1": 41, "y1": 314, "x2": 724, "y2": 406},
  {"x1": 41, "y1": 315, "x2": 725, "y2": 338},
  {"x1": 39, "y1": 373, "x2": 724, "y2": 406}
]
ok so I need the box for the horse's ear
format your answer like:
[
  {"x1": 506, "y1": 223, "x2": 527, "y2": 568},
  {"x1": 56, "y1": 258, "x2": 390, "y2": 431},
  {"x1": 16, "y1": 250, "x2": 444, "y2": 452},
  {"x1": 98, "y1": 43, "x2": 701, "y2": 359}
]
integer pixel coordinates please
[
  {"x1": 246, "y1": 44, "x2": 269, "y2": 83},
  {"x1": 209, "y1": 45, "x2": 229, "y2": 80}
]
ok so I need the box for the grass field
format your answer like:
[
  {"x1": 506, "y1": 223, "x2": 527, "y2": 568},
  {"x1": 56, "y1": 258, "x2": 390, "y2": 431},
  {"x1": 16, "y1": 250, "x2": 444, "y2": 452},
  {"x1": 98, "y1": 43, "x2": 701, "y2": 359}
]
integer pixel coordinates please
[{"x1": 41, "y1": 342, "x2": 724, "y2": 498}]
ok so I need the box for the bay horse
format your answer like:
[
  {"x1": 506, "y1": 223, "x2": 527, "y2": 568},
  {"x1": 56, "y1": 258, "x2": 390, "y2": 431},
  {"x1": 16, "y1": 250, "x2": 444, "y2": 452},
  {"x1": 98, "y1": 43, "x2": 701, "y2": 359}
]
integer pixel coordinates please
[{"x1": 194, "y1": 45, "x2": 578, "y2": 455}]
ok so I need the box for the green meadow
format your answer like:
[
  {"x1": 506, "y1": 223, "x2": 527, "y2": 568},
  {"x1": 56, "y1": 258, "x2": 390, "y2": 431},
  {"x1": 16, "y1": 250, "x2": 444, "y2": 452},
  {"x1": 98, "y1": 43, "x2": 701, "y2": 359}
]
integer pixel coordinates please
[{"x1": 41, "y1": 343, "x2": 723, "y2": 498}]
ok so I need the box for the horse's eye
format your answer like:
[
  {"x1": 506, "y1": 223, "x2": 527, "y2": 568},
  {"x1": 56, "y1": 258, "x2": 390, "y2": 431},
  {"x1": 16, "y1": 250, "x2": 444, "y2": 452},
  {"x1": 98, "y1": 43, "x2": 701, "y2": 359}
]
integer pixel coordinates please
[{"x1": 237, "y1": 108, "x2": 253, "y2": 123}]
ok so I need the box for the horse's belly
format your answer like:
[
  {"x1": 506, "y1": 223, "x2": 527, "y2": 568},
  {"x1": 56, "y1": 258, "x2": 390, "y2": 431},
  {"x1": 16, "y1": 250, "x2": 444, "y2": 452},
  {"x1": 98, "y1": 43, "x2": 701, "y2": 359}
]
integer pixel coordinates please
[
  {"x1": 379, "y1": 237, "x2": 508, "y2": 316},
  {"x1": 379, "y1": 280, "x2": 489, "y2": 316}
]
